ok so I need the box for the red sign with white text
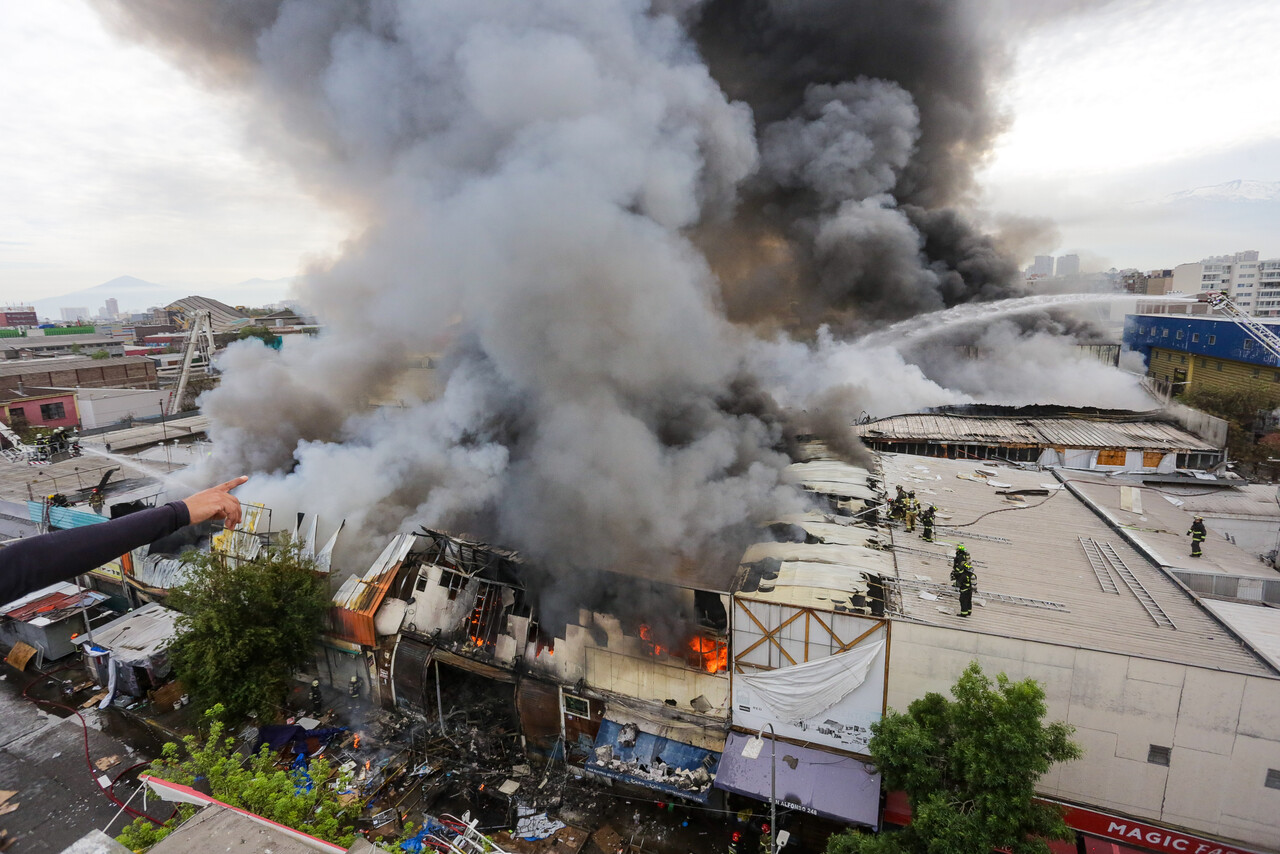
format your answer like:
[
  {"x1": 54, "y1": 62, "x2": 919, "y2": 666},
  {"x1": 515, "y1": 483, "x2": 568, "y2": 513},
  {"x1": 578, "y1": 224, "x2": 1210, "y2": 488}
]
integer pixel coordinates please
[{"x1": 1053, "y1": 802, "x2": 1268, "y2": 854}]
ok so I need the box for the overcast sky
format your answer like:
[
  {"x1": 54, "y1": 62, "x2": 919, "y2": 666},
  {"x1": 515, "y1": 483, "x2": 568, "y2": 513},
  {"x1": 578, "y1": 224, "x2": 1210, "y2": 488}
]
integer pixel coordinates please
[{"x1": 1, "y1": 0, "x2": 1277, "y2": 303}]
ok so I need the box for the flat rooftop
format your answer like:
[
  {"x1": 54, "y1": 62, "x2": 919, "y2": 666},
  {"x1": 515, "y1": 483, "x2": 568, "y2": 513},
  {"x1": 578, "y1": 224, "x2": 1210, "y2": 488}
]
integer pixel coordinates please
[
  {"x1": 857, "y1": 411, "x2": 1216, "y2": 452},
  {"x1": 79, "y1": 414, "x2": 210, "y2": 452},
  {"x1": 877, "y1": 454, "x2": 1277, "y2": 678},
  {"x1": 1061, "y1": 470, "x2": 1276, "y2": 579}
]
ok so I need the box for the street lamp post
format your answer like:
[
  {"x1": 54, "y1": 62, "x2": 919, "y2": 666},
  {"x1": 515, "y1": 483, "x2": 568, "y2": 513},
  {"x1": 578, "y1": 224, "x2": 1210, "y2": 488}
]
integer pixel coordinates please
[
  {"x1": 767, "y1": 724, "x2": 776, "y2": 854},
  {"x1": 742, "y1": 724, "x2": 777, "y2": 854}
]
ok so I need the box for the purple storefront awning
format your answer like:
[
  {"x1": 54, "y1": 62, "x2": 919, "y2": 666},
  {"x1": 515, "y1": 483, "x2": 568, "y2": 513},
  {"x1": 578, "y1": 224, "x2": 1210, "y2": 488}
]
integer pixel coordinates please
[{"x1": 714, "y1": 732, "x2": 881, "y2": 828}]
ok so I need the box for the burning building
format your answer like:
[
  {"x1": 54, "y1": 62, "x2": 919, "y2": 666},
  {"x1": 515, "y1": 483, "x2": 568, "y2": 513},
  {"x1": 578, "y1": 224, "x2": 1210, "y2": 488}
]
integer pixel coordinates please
[{"x1": 307, "y1": 448, "x2": 895, "y2": 819}]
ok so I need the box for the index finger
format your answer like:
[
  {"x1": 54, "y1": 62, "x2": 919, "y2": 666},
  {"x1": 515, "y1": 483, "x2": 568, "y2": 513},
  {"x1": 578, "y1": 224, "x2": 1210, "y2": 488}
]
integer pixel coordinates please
[{"x1": 213, "y1": 475, "x2": 250, "y2": 493}]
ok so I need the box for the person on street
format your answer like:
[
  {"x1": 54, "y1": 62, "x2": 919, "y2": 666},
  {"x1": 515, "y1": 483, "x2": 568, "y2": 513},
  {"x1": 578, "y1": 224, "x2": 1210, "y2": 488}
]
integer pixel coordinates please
[
  {"x1": 0, "y1": 476, "x2": 249, "y2": 606},
  {"x1": 951, "y1": 544, "x2": 975, "y2": 617},
  {"x1": 1188, "y1": 516, "x2": 1207, "y2": 558}
]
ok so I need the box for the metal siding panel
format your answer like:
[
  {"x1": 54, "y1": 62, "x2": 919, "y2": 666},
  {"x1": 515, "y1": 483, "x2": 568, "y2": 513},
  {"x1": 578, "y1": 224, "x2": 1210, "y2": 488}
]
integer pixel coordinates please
[
  {"x1": 328, "y1": 606, "x2": 375, "y2": 647},
  {"x1": 516, "y1": 679, "x2": 563, "y2": 750},
  {"x1": 391, "y1": 636, "x2": 433, "y2": 713}
]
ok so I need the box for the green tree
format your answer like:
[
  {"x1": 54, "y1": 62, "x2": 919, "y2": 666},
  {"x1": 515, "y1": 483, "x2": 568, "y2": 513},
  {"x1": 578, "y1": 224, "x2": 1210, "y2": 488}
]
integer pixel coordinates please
[
  {"x1": 827, "y1": 662, "x2": 1081, "y2": 854},
  {"x1": 1182, "y1": 388, "x2": 1276, "y2": 476},
  {"x1": 168, "y1": 540, "x2": 329, "y2": 721},
  {"x1": 90, "y1": 349, "x2": 111, "y2": 360},
  {"x1": 116, "y1": 705, "x2": 358, "y2": 851}
]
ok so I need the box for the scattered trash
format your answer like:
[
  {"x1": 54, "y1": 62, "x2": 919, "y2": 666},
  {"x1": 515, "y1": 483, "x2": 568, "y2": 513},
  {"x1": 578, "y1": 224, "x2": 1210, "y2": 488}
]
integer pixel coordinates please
[
  {"x1": 498, "y1": 779, "x2": 521, "y2": 796},
  {"x1": 515, "y1": 807, "x2": 566, "y2": 840},
  {"x1": 4, "y1": 642, "x2": 38, "y2": 672},
  {"x1": 919, "y1": 591, "x2": 939, "y2": 601},
  {"x1": 94, "y1": 755, "x2": 120, "y2": 772}
]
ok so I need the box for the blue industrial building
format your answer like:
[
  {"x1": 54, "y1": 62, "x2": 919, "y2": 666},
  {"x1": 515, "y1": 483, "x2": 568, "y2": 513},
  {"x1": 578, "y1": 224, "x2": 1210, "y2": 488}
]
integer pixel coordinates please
[
  {"x1": 1124, "y1": 313, "x2": 1280, "y2": 399},
  {"x1": 1124, "y1": 314, "x2": 1280, "y2": 368}
]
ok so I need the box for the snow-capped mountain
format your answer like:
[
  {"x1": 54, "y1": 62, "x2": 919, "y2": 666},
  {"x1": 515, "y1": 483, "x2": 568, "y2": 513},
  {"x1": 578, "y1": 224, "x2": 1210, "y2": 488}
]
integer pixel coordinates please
[{"x1": 1161, "y1": 180, "x2": 1280, "y2": 204}]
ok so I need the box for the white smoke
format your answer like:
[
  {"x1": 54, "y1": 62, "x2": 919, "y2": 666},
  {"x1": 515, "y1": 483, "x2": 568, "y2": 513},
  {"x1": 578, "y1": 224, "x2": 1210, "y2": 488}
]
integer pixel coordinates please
[
  {"x1": 154, "y1": 1, "x2": 798, "y2": 576},
  {"x1": 113, "y1": 1, "x2": 1155, "y2": 584}
]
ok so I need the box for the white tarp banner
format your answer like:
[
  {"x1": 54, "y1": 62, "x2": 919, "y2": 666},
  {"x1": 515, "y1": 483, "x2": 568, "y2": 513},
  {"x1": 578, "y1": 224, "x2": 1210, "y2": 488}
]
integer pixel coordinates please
[{"x1": 737, "y1": 640, "x2": 885, "y2": 723}]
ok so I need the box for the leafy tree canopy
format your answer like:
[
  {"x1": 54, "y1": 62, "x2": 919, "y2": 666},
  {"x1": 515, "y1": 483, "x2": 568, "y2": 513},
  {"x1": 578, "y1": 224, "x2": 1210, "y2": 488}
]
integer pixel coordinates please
[
  {"x1": 827, "y1": 661, "x2": 1081, "y2": 854},
  {"x1": 168, "y1": 539, "x2": 329, "y2": 722},
  {"x1": 237, "y1": 325, "x2": 282, "y2": 348},
  {"x1": 117, "y1": 704, "x2": 359, "y2": 851}
]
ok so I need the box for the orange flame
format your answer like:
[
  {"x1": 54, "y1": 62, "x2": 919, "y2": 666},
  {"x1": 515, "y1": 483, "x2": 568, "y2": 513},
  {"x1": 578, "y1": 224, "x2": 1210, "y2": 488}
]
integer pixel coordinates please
[
  {"x1": 468, "y1": 603, "x2": 488, "y2": 648},
  {"x1": 688, "y1": 635, "x2": 729, "y2": 673},
  {"x1": 638, "y1": 624, "x2": 668, "y2": 657}
]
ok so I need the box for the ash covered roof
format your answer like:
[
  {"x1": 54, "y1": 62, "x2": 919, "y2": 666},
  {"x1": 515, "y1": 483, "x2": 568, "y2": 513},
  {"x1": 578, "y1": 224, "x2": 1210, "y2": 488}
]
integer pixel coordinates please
[
  {"x1": 735, "y1": 460, "x2": 890, "y2": 609},
  {"x1": 857, "y1": 412, "x2": 1216, "y2": 451},
  {"x1": 878, "y1": 454, "x2": 1277, "y2": 677}
]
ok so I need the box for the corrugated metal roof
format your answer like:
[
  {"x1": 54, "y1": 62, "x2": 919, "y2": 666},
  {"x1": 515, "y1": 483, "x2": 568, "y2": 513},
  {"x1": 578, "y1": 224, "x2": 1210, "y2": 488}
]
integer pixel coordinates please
[
  {"x1": 166, "y1": 296, "x2": 249, "y2": 333},
  {"x1": 329, "y1": 532, "x2": 416, "y2": 647},
  {"x1": 1063, "y1": 473, "x2": 1276, "y2": 579},
  {"x1": 0, "y1": 355, "x2": 155, "y2": 378},
  {"x1": 878, "y1": 454, "x2": 1275, "y2": 677},
  {"x1": 1201, "y1": 600, "x2": 1280, "y2": 673},
  {"x1": 83, "y1": 602, "x2": 179, "y2": 661},
  {"x1": 857, "y1": 414, "x2": 1215, "y2": 451},
  {"x1": 1, "y1": 584, "x2": 106, "y2": 621},
  {"x1": 131, "y1": 556, "x2": 193, "y2": 591},
  {"x1": 1161, "y1": 482, "x2": 1280, "y2": 519}
]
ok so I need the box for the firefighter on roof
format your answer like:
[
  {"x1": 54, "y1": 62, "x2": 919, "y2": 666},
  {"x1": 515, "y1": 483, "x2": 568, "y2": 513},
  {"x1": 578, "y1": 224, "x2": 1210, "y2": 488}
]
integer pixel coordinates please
[
  {"x1": 904, "y1": 490, "x2": 919, "y2": 532},
  {"x1": 951, "y1": 544, "x2": 975, "y2": 617},
  {"x1": 1188, "y1": 516, "x2": 1207, "y2": 558},
  {"x1": 889, "y1": 485, "x2": 906, "y2": 521},
  {"x1": 920, "y1": 504, "x2": 936, "y2": 542}
]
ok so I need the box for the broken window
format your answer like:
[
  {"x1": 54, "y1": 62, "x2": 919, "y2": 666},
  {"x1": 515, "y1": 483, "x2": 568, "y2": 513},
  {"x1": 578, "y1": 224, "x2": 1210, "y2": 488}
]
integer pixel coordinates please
[
  {"x1": 1096, "y1": 449, "x2": 1126, "y2": 466},
  {"x1": 465, "y1": 580, "x2": 505, "y2": 650},
  {"x1": 563, "y1": 694, "x2": 590, "y2": 718},
  {"x1": 438, "y1": 569, "x2": 469, "y2": 601}
]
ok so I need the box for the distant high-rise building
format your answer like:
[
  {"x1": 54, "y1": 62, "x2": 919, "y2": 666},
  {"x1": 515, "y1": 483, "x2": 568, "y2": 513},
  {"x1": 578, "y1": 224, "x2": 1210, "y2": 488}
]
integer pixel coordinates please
[
  {"x1": 1055, "y1": 254, "x2": 1080, "y2": 277},
  {"x1": 60, "y1": 307, "x2": 89, "y2": 322},
  {"x1": 104, "y1": 298, "x2": 119, "y2": 319},
  {"x1": 1145, "y1": 270, "x2": 1175, "y2": 295},
  {"x1": 0, "y1": 306, "x2": 37, "y2": 327},
  {"x1": 1028, "y1": 255, "x2": 1054, "y2": 277},
  {"x1": 1169, "y1": 250, "x2": 1280, "y2": 315},
  {"x1": 1121, "y1": 270, "x2": 1148, "y2": 294}
]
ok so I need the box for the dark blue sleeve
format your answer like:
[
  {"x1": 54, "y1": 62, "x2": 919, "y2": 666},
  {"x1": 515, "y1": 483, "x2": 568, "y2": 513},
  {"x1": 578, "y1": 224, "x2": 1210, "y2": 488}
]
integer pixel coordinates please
[{"x1": 0, "y1": 501, "x2": 192, "y2": 607}]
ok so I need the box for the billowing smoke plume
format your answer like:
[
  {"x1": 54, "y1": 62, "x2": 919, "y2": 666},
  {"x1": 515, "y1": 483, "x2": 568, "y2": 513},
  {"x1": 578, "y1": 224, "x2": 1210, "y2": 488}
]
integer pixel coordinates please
[
  {"x1": 95, "y1": 0, "x2": 807, "y2": 593},
  {"x1": 92, "y1": 1, "x2": 1147, "y2": 607},
  {"x1": 690, "y1": 0, "x2": 1105, "y2": 330}
]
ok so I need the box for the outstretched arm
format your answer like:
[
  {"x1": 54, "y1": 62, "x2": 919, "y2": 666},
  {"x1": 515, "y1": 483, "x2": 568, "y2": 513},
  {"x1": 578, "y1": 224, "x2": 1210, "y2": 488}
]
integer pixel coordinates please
[{"x1": 0, "y1": 476, "x2": 249, "y2": 607}]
